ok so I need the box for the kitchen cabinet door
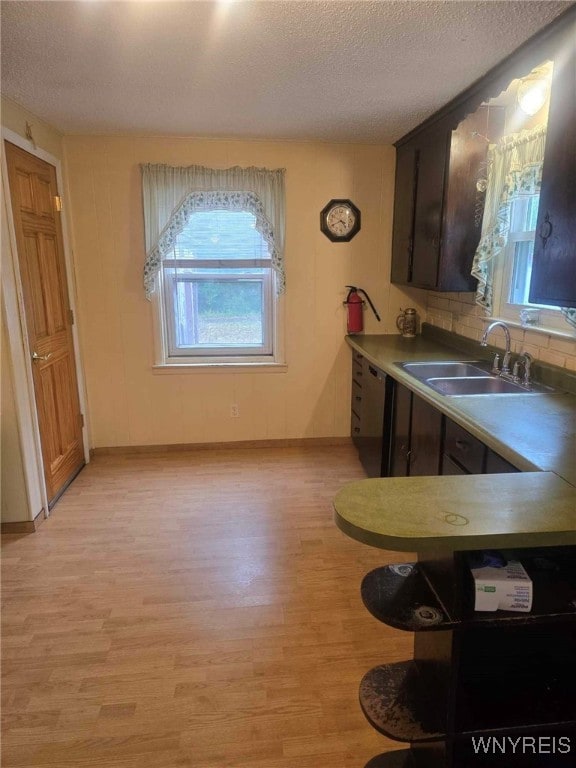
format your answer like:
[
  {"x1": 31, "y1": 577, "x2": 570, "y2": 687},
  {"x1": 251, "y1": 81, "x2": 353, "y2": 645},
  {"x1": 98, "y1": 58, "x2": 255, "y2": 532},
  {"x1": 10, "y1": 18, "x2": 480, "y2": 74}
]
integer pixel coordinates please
[
  {"x1": 350, "y1": 352, "x2": 389, "y2": 478},
  {"x1": 529, "y1": 19, "x2": 576, "y2": 308},
  {"x1": 409, "y1": 393, "x2": 443, "y2": 476},
  {"x1": 390, "y1": 384, "x2": 443, "y2": 476},
  {"x1": 358, "y1": 363, "x2": 387, "y2": 478},
  {"x1": 410, "y1": 127, "x2": 449, "y2": 289},
  {"x1": 391, "y1": 120, "x2": 487, "y2": 292},
  {"x1": 390, "y1": 142, "x2": 418, "y2": 284},
  {"x1": 390, "y1": 382, "x2": 412, "y2": 477},
  {"x1": 439, "y1": 106, "x2": 505, "y2": 292}
]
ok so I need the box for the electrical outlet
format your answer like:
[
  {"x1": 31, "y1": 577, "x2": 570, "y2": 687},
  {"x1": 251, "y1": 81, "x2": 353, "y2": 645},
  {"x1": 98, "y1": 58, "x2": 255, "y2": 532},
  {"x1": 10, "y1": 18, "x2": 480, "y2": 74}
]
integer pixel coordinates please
[{"x1": 230, "y1": 404, "x2": 239, "y2": 418}]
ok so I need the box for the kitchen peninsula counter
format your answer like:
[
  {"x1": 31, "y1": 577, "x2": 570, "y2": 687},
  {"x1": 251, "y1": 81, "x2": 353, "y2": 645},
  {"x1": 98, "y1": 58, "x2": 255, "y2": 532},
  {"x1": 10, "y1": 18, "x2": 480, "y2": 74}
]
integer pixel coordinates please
[
  {"x1": 335, "y1": 473, "x2": 576, "y2": 553},
  {"x1": 346, "y1": 331, "x2": 576, "y2": 487},
  {"x1": 334, "y1": 434, "x2": 576, "y2": 767}
]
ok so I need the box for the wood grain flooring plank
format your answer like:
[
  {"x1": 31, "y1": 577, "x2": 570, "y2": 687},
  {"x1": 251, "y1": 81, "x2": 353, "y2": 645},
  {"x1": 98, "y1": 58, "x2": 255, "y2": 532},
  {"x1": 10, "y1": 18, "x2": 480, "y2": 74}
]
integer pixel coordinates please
[{"x1": 2, "y1": 446, "x2": 411, "y2": 767}]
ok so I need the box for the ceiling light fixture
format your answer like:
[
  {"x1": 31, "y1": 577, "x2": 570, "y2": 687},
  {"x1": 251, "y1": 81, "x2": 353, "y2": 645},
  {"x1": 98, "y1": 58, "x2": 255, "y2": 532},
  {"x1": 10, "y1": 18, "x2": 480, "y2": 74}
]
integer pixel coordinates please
[{"x1": 517, "y1": 69, "x2": 550, "y2": 116}]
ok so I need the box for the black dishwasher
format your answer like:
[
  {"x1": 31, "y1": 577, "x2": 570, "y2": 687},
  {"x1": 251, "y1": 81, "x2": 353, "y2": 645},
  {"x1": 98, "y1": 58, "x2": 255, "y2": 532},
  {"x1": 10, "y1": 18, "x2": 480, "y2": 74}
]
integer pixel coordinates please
[{"x1": 353, "y1": 356, "x2": 388, "y2": 478}]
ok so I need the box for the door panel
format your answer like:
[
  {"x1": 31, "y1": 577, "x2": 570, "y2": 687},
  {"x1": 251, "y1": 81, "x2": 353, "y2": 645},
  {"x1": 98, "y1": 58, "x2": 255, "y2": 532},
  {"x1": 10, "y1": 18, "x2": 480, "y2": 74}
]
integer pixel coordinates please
[
  {"x1": 411, "y1": 128, "x2": 448, "y2": 288},
  {"x1": 529, "y1": 22, "x2": 576, "y2": 307},
  {"x1": 24, "y1": 232, "x2": 50, "y2": 339},
  {"x1": 410, "y1": 394, "x2": 442, "y2": 476},
  {"x1": 41, "y1": 233, "x2": 67, "y2": 333},
  {"x1": 391, "y1": 382, "x2": 412, "y2": 477},
  {"x1": 5, "y1": 141, "x2": 84, "y2": 506},
  {"x1": 391, "y1": 142, "x2": 418, "y2": 284},
  {"x1": 16, "y1": 168, "x2": 35, "y2": 212},
  {"x1": 35, "y1": 175, "x2": 54, "y2": 220}
]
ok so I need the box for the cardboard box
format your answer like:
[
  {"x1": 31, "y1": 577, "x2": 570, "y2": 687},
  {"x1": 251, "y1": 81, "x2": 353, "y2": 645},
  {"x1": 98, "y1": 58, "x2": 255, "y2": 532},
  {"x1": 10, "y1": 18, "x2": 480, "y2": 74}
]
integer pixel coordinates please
[{"x1": 471, "y1": 559, "x2": 533, "y2": 612}]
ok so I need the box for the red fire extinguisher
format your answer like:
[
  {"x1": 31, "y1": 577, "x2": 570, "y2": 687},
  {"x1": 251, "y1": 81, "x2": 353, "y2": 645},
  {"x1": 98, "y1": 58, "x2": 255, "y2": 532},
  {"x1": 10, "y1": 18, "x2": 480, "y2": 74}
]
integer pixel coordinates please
[{"x1": 344, "y1": 286, "x2": 381, "y2": 334}]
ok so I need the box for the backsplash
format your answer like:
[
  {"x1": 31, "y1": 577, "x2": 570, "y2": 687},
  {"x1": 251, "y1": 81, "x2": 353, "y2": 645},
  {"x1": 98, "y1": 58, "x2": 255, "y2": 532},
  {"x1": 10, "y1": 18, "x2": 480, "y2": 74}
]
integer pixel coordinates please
[{"x1": 425, "y1": 292, "x2": 576, "y2": 372}]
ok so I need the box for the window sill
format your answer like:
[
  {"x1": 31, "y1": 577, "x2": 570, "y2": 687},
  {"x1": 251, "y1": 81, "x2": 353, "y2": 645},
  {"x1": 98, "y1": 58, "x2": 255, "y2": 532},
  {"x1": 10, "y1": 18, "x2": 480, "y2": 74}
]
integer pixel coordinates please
[
  {"x1": 485, "y1": 317, "x2": 576, "y2": 342},
  {"x1": 152, "y1": 362, "x2": 288, "y2": 374}
]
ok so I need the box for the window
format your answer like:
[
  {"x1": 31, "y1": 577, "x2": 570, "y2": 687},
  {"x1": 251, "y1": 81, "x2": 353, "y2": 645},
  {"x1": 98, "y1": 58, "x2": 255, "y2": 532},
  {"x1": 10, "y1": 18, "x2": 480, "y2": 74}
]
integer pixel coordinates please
[
  {"x1": 470, "y1": 60, "x2": 574, "y2": 332},
  {"x1": 160, "y1": 209, "x2": 275, "y2": 360},
  {"x1": 141, "y1": 164, "x2": 286, "y2": 366},
  {"x1": 493, "y1": 193, "x2": 567, "y2": 331}
]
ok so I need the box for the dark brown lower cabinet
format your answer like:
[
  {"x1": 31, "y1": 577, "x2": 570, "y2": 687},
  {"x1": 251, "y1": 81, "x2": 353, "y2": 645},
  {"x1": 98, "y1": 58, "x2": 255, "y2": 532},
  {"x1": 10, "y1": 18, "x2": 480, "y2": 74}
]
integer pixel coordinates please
[
  {"x1": 485, "y1": 449, "x2": 520, "y2": 474},
  {"x1": 352, "y1": 361, "x2": 520, "y2": 478},
  {"x1": 351, "y1": 351, "x2": 389, "y2": 478},
  {"x1": 442, "y1": 417, "x2": 519, "y2": 475},
  {"x1": 410, "y1": 393, "x2": 443, "y2": 476},
  {"x1": 358, "y1": 546, "x2": 576, "y2": 767},
  {"x1": 390, "y1": 382, "x2": 412, "y2": 476},
  {"x1": 388, "y1": 382, "x2": 517, "y2": 478},
  {"x1": 390, "y1": 382, "x2": 442, "y2": 477}
]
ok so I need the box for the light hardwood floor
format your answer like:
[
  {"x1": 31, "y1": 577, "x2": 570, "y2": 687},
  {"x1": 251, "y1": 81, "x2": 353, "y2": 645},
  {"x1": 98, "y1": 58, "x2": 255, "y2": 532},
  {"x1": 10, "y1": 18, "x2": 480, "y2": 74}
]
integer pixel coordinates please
[{"x1": 2, "y1": 445, "x2": 413, "y2": 767}]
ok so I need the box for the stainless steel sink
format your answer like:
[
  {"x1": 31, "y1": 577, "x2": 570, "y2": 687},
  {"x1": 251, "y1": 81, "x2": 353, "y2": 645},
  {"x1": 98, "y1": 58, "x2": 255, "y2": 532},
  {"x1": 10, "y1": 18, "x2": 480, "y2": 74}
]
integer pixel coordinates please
[
  {"x1": 427, "y1": 376, "x2": 558, "y2": 396},
  {"x1": 399, "y1": 361, "x2": 557, "y2": 396},
  {"x1": 427, "y1": 376, "x2": 531, "y2": 396},
  {"x1": 400, "y1": 361, "x2": 488, "y2": 379}
]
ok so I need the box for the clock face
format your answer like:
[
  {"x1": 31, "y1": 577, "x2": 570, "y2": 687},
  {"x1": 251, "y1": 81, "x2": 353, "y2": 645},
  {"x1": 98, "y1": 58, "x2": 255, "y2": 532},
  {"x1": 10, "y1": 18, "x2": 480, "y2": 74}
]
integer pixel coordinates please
[
  {"x1": 320, "y1": 199, "x2": 361, "y2": 241},
  {"x1": 326, "y1": 204, "x2": 356, "y2": 236}
]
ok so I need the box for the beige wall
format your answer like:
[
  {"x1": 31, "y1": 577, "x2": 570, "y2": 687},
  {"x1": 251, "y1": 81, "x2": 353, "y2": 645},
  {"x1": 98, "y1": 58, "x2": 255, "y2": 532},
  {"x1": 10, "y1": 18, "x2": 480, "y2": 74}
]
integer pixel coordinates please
[
  {"x1": 1, "y1": 97, "x2": 65, "y2": 521},
  {"x1": 1, "y1": 301, "x2": 30, "y2": 522},
  {"x1": 2, "y1": 96, "x2": 64, "y2": 160},
  {"x1": 64, "y1": 136, "x2": 425, "y2": 448},
  {"x1": 425, "y1": 291, "x2": 576, "y2": 371}
]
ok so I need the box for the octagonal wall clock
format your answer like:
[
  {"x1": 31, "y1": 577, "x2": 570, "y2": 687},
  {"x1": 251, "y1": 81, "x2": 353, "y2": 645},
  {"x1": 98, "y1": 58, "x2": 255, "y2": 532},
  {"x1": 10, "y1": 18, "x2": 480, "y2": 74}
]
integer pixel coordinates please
[{"x1": 320, "y1": 199, "x2": 361, "y2": 242}]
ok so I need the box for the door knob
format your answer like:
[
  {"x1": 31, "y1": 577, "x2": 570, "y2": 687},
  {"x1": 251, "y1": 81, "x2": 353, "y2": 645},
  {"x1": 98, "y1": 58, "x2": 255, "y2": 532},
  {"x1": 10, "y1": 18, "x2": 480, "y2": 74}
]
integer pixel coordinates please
[{"x1": 32, "y1": 352, "x2": 53, "y2": 361}]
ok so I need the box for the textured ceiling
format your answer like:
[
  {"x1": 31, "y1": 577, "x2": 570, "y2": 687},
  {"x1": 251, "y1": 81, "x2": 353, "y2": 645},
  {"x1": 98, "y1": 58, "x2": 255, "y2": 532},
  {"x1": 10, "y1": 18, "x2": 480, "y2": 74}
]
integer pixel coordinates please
[{"x1": 1, "y1": 0, "x2": 572, "y2": 143}]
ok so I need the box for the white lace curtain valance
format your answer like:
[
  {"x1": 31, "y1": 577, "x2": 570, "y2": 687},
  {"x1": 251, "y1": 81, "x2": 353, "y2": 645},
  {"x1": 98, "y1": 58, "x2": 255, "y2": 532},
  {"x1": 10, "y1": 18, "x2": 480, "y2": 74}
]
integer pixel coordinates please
[
  {"x1": 141, "y1": 164, "x2": 286, "y2": 298},
  {"x1": 471, "y1": 125, "x2": 547, "y2": 311}
]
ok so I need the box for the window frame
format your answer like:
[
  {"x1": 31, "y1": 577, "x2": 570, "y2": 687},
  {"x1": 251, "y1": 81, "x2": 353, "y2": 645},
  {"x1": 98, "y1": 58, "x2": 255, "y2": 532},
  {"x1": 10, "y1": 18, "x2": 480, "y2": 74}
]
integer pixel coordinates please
[
  {"x1": 491, "y1": 194, "x2": 569, "y2": 333},
  {"x1": 152, "y1": 210, "x2": 284, "y2": 368}
]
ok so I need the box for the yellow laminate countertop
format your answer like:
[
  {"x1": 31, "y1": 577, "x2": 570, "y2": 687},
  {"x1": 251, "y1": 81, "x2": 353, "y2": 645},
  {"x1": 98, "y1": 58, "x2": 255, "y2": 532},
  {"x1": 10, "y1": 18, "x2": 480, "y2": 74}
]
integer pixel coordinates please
[{"x1": 334, "y1": 473, "x2": 576, "y2": 553}]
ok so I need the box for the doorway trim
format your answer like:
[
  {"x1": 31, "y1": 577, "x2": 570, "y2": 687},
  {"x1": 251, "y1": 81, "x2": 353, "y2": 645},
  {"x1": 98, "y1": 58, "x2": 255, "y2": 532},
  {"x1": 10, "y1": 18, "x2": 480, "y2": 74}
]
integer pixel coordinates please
[{"x1": 1, "y1": 127, "x2": 90, "y2": 520}]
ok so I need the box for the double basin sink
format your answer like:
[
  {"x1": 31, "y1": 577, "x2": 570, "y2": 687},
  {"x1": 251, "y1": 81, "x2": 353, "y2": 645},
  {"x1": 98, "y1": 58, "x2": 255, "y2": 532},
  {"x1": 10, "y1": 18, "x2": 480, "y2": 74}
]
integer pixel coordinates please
[{"x1": 399, "y1": 361, "x2": 556, "y2": 396}]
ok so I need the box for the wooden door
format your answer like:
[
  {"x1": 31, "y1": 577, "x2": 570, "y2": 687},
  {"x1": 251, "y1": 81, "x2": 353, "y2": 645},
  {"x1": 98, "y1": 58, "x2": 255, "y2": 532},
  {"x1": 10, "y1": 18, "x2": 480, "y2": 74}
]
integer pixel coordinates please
[{"x1": 5, "y1": 141, "x2": 84, "y2": 507}]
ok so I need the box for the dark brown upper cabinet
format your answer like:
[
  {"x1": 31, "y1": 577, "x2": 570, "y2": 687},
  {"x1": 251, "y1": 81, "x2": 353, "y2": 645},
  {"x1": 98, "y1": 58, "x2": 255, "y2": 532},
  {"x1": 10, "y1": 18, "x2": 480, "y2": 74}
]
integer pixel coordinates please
[
  {"x1": 392, "y1": 110, "x2": 505, "y2": 292},
  {"x1": 391, "y1": 6, "x2": 576, "y2": 301},
  {"x1": 528, "y1": 17, "x2": 576, "y2": 308}
]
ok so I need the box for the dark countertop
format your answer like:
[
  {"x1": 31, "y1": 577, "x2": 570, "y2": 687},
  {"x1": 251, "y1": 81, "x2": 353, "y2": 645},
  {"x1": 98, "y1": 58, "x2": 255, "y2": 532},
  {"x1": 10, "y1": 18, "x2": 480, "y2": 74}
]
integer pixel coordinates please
[{"x1": 346, "y1": 333, "x2": 576, "y2": 487}]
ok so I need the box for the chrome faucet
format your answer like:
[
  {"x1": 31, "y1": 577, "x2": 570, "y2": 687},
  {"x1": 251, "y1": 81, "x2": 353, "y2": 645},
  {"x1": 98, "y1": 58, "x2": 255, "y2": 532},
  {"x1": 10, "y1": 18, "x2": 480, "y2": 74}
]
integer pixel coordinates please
[
  {"x1": 481, "y1": 321, "x2": 512, "y2": 375},
  {"x1": 513, "y1": 351, "x2": 533, "y2": 388}
]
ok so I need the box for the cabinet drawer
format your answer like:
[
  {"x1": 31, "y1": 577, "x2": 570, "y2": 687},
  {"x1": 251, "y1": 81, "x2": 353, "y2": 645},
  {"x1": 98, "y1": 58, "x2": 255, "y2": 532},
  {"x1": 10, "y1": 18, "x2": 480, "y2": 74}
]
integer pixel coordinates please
[
  {"x1": 351, "y1": 380, "x2": 362, "y2": 417},
  {"x1": 442, "y1": 454, "x2": 469, "y2": 475},
  {"x1": 351, "y1": 411, "x2": 361, "y2": 441},
  {"x1": 485, "y1": 450, "x2": 519, "y2": 474},
  {"x1": 444, "y1": 419, "x2": 485, "y2": 474},
  {"x1": 352, "y1": 359, "x2": 363, "y2": 384}
]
